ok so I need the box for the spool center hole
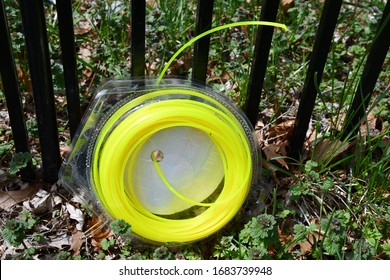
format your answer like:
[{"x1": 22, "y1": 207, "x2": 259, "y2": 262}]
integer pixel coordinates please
[{"x1": 151, "y1": 150, "x2": 164, "y2": 162}]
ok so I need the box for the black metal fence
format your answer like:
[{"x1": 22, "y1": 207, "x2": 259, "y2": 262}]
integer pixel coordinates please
[{"x1": 0, "y1": 0, "x2": 389, "y2": 183}]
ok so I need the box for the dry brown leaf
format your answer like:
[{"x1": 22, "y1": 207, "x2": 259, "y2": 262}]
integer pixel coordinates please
[
  {"x1": 261, "y1": 120, "x2": 294, "y2": 171},
  {"x1": 70, "y1": 230, "x2": 84, "y2": 256},
  {"x1": 281, "y1": 0, "x2": 295, "y2": 16},
  {"x1": 278, "y1": 224, "x2": 294, "y2": 246},
  {"x1": 87, "y1": 215, "x2": 113, "y2": 249},
  {"x1": 146, "y1": 0, "x2": 157, "y2": 8},
  {"x1": 360, "y1": 111, "x2": 382, "y2": 137},
  {"x1": 267, "y1": 120, "x2": 295, "y2": 143},
  {"x1": 262, "y1": 143, "x2": 289, "y2": 170},
  {"x1": 16, "y1": 64, "x2": 32, "y2": 93},
  {"x1": 81, "y1": 68, "x2": 93, "y2": 87},
  {"x1": 307, "y1": 130, "x2": 318, "y2": 144},
  {"x1": 313, "y1": 138, "x2": 351, "y2": 162},
  {"x1": 295, "y1": 232, "x2": 323, "y2": 256},
  {"x1": 209, "y1": 71, "x2": 231, "y2": 84},
  {"x1": 0, "y1": 185, "x2": 38, "y2": 210},
  {"x1": 166, "y1": 58, "x2": 191, "y2": 76},
  {"x1": 79, "y1": 46, "x2": 92, "y2": 61},
  {"x1": 282, "y1": 0, "x2": 295, "y2": 8},
  {"x1": 74, "y1": 20, "x2": 92, "y2": 35}
]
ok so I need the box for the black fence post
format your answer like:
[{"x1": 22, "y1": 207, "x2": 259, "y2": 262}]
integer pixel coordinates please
[
  {"x1": 0, "y1": 0, "x2": 35, "y2": 180},
  {"x1": 288, "y1": 0, "x2": 342, "y2": 160},
  {"x1": 131, "y1": 0, "x2": 145, "y2": 77},
  {"x1": 244, "y1": 0, "x2": 280, "y2": 127},
  {"x1": 56, "y1": 0, "x2": 81, "y2": 139},
  {"x1": 341, "y1": 0, "x2": 390, "y2": 139},
  {"x1": 192, "y1": 0, "x2": 214, "y2": 83},
  {"x1": 19, "y1": 0, "x2": 61, "y2": 183}
]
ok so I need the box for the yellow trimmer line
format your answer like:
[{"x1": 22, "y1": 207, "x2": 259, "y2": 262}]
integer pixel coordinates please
[
  {"x1": 59, "y1": 21, "x2": 287, "y2": 244},
  {"x1": 91, "y1": 88, "x2": 253, "y2": 243}
]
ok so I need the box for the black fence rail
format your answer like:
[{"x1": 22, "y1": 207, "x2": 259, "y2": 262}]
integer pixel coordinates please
[{"x1": 0, "y1": 0, "x2": 389, "y2": 183}]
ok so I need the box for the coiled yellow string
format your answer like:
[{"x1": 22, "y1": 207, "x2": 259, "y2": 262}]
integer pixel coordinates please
[
  {"x1": 91, "y1": 89, "x2": 252, "y2": 243},
  {"x1": 89, "y1": 21, "x2": 287, "y2": 243}
]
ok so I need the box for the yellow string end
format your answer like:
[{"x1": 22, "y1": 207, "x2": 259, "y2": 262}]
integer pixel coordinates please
[
  {"x1": 157, "y1": 20, "x2": 288, "y2": 83},
  {"x1": 151, "y1": 151, "x2": 213, "y2": 207}
]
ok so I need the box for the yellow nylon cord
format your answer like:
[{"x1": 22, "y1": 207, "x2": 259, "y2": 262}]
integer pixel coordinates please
[
  {"x1": 157, "y1": 20, "x2": 287, "y2": 83},
  {"x1": 91, "y1": 88, "x2": 254, "y2": 243},
  {"x1": 151, "y1": 152, "x2": 214, "y2": 207}
]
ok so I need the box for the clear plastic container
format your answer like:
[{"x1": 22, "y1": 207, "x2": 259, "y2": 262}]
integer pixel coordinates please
[{"x1": 59, "y1": 78, "x2": 258, "y2": 244}]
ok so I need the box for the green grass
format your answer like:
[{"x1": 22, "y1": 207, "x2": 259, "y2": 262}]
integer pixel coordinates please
[{"x1": 0, "y1": 0, "x2": 389, "y2": 260}]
